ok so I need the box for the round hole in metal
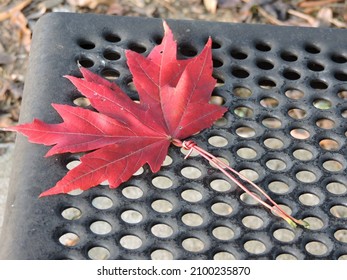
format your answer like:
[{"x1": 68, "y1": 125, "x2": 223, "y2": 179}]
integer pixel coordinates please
[
  {"x1": 334, "y1": 229, "x2": 347, "y2": 243},
  {"x1": 181, "y1": 189, "x2": 203, "y2": 202},
  {"x1": 285, "y1": 88, "x2": 304, "y2": 99},
  {"x1": 262, "y1": 117, "x2": 282, "y2": 129},
  {"x1": 88, "y1": 247, "x2": 110, "y2": 260},
  {"x1": 236, "y1": 126, "x2": 256, "y2": 138},
  {"x1": 61, "y1": 207, "x2": 82, "y2": 220},
  {"x1": 214, "y1": 252, "x2": 236, "y2": 260},
  {"x1": 280, "y1": 51, "x2": 298, "y2": 62},
  {"x1": 128, "y1": 42, "x2": 146, "y2": 53},
  {"x1": 90, "y1": 221, "x2": 112, "y2": 235},
  {"x1": 330, "y1": 205, "x2": 347, "y2": 218},
  {"x1": 214, "y1": 117, "x2": 228, "y2": 127},
  {"x1": 268, "y1": 181, "x2": 289, "y2": 194},
  {"x1": 273, "y1": 228, "x2": 295, "y2": 242},
  {"x1": 233, "y1": 87, "x2": 252, "y2": 98},
  {"x1": 326, "y1": 181, "x2": 347, "y2": 195},
  {"x1": 66, "y1": 160, "x2": 81, "y2": 170},
  {"x1": 103, "y1": 49, "x2": 120, "y2": 60},
  {"x1": 121, "y1": 209, "x2": 143, "y2": 224},
  {"x1": 264, "y1": 137, "x2": 284, "y2": 149},
  {"x1": 304, "y1": 43, "x2": 320, "y2": 54},
  {"x1": 266, "y1": 159, "x2": 286, "y2": 171},
  {"x1": 319, "y1": 138, "x2": 340, "y2": 151},
  {"x1": 211, "y1": 202, "x2": 233, "y2": 216},
  {"x1": 230, "y1": 48, "x2": 248, "y2": 59},
  {"x1": 181, "y1": 166, "x2": 202, "y2": 179},
  {"x1": 242, "y1": 215, "x2": 263, "y2": 229},
  {"x1": 272, "y1": 204, "x2": 292, "y2": 216},
  {"x1": 209, "y1": 156, "x2": 229, "y2": 169},
  {"x1": 182, "y1": 237, "x2": 204, "y2": 252},
  {"x1": 323, "y1": 160, "x2": 343, "y2": 172},
  {"x1": 213, "y1": 57, "x2": 223, "y2": 68},
  {"x1": 276, "y1": 253, "x2": 297, "y2": 260},
  {"x1": 151, "y1": 249, "x2": 173, "y2": 260},
  {"x1": 120, "y1": 235, "x2": 142, "y2": 250},
  {"x1": 234, "y1": 106, "x2": 254, "y2": 118},
  {"x1": 180, "y1": 147, "x2": 199, "y2": 157},
  {"x1": 210, "y1": 95, "x2": 225, "y2": 105},
  {"x1": 331, "y1": 53, "x2": 347, "y2": 63},
  {"x1": 126, "y1": 80, "x2": 136, "y2": 92},
  {"x1": 240, "y1": 192, "x2": 261, "y2": 205},
  {"x1": 152, "y1": 176, "x2": 173, "y2": 189},
  {"x1": 337, "y1": 90, "x2": 347, "y2": 99},
  {"x1": 214, "y1": 75, "x2": 225, "y2": 87},
  {"x1": 210, "y1": 179, "x2": 232, "y2": 192},
  {"x1": 239, "y1": 168, "x2": 259, "y2": 181},
  {"x1": 179, "y1": 43, "x2": 198, "y2": 57},
  {"x1": 334, "y1": 71, "x2": 347, "y2": 81},
  {"x1": 162, "y1": 155, "x2": 173, "y2": 166},
  {"x1": 67, "y1": 189, "x2": 83, "y2": 196},
  {"x1": 237, "y1": 147, "x2": 257, "y2": 159},
  {"x1": 151, "y1": 224, "x2": 173, "y2": 238},
  {"x1": 307, "y1": 61, "x2": 324, "y2": 71},
  {"x1": 299, "y1": 193, "x2": 320, "y2": 206},
  {"x1": 310, "y1": 79, "x2": 328, "y2": 90},
  {"x1": 293, "y1": 148, "x2": 313, "y2": 161},
  {"x1": 260, "y1": 97, "x2": 279, "y2": 108},
  {"x1": 133, "y1": 167, "x2": 144, "y2": 176},
  {"x1": 122, "y1": 186, "x2": 143, "y2": 199},
  {"x1": 244, "y1": 240, "x2": 266, "y2": 254},
  {"x1": 73, "y1": 97, "x2": 91, "y2": 108},
  {"x1": 303, "y1": 216, "x2": 324, "y2": 230},
  {"x1": 231, "y1": 67, "x2": 250, "y2": 78},
  {"x1": 182, "y1": 212, "x2": 203, "y2": 227},
  {"x1": 212, "y1": 40, "x2": 222, "y2": 49},
  {"x1": 77, "y1": 56, "x2": 94, "y2": 68},
  {"x1": 151, "y1": 199, "x2": 173, "y2": 213},
  {"x1": 258, "y1": 78, "x2": 276, "y2": 89},
  {"x1": 101, "y1": 67, "x2": 120, "y2": 81},
  {"x1": 296, "y1": 170, "x2": 317, "y2": 183},
  {"x1": 305, "y1": 241, "x2": 328, "y2": 256},
  {"x1": 288, "y1": 108, "x2": 307, "y2": 119},
  {"x1": 255, "y1": 42, "x2": 271, "y2": 52},
  {"x1": 78, "y1": 39, "x2": 95, "y2": 49},
  {"x1": 283, "y1": 69, "x2": 301, "y2": 80},
  {"x1": 212, "y1": 226, "x2": 234, "y2": 240},
  {"x1": 208, "y1": 135, "x2": 228, "y2": 147},
  {"x1": 313, "y1": 99, "x2": 332, "y2": 110},
  {"x1": 256, "y1": 59, "x2": 274, "y2": 70},
  {"x1": 290, "y1": 128, "x2": 310, "y2": 139},
  {"x1": 316, "y1": 118, "x2": 335, "y2": 129},
  {"x1": 104, "y1": 33, "x2": 121, "y2": 43},
  {"x1": 59, "y1": 232, "x2": 80, "y2": 247},
  {"x1": 92, "y1": 196, "x2": 113, "y2": 210}
]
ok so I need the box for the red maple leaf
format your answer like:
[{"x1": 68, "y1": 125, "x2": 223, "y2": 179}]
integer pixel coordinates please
[
  {"x1": 6, "y1": 21, "x2": 308, "y2": 228},
  {"x1": 9, "y1": 21, "x2": 226, "y2": 197}
]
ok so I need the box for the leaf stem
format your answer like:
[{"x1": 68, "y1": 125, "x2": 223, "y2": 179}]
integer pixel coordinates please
[{"x1": 174, "y1": 139, "x2": 309, "y2": 228}]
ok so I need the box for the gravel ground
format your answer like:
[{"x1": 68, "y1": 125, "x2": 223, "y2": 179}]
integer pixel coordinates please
[{"x1": 0, "y1": 143, "x2": 14, "y2": 233}]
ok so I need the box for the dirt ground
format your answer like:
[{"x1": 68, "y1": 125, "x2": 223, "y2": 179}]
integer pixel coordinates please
[{"x1": 0, "y1": 0, "x2": 346, "y2": 143}]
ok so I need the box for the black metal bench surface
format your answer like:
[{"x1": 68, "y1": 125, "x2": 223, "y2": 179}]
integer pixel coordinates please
[{"x1": 0, "y1": 12, "x2": 346, "y2": 259}]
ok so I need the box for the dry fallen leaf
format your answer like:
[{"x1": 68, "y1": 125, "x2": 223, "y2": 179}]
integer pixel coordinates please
[
  {"x1": 0, "y1": 53, "x2": 14, "y2": 65},
  {"x1": 203, "y1": 0, "x2": 218, "y2": 14},
  {"x1": 316, "y1": 7, "x2": 333, "y2": 27},
  {"x1": 67, "y1": 0, "x2": 113, "y2": 9}
]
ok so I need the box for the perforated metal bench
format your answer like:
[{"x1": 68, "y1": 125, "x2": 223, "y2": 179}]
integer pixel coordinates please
[{"x1": 0, "y1": 13, "x2": 346, "y2": 260}]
